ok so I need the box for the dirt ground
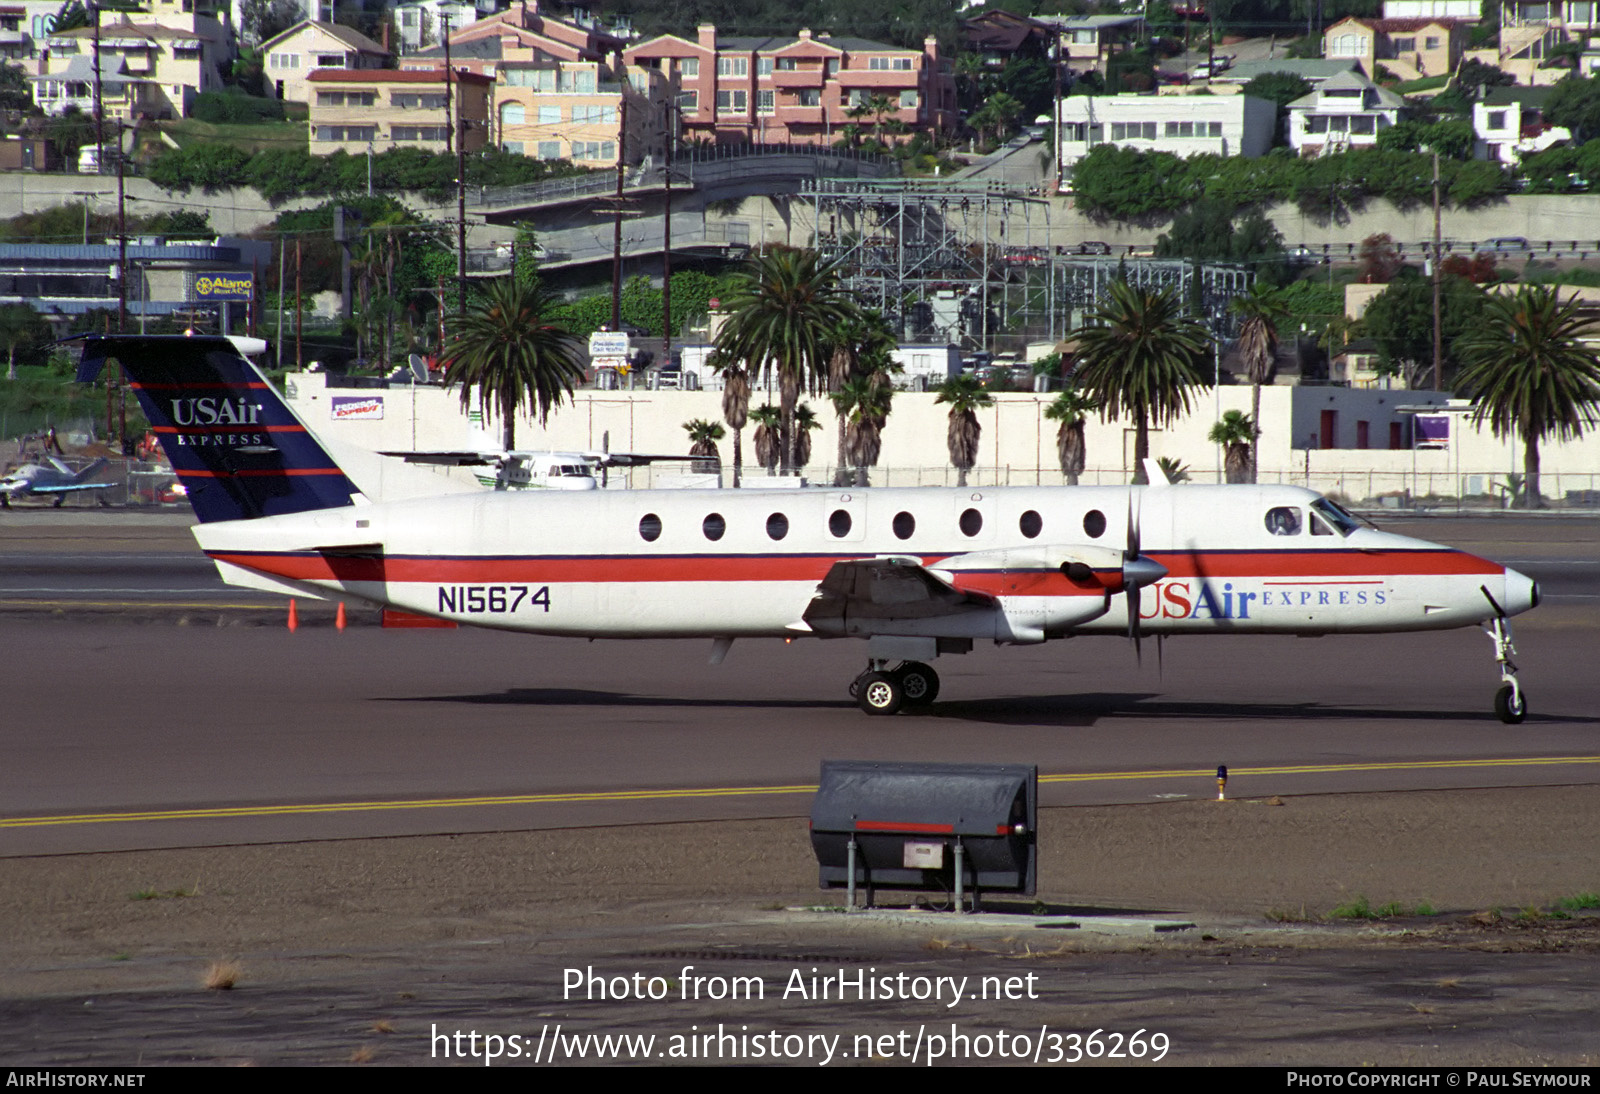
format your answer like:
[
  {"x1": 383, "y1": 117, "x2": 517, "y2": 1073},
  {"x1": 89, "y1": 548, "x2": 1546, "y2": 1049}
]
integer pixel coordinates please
[{"x1": 3, "y1": 785, "x2": 1599, "y2": 1067}]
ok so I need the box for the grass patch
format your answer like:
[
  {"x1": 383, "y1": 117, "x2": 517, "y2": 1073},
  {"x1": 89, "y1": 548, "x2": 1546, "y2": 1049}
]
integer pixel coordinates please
[
  {"x1": 1555, "y1": 892, "x2": 1600, "y2": 911},
  {"x1": 130, "y1": 882, "x2": 198, "y2": 901},
  {"x1": 1395, "y1": 75, "x2": 1450, "y2": 93},
  {"x1": 161, "y1": 117, "x2": 306, "y2": 154},
  {"x1": 1264, "y1": 905, "x2": 1317, "y2": 923},
  {"x1": 1328, "y1": 895, "x2": 1439, "y2": 920}
]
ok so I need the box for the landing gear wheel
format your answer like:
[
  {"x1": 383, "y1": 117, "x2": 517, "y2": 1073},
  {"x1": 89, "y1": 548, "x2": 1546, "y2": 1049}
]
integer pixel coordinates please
[
  {"x1": 1495, "y1": 683, "x2": 1527, "y2": 725},
  {"x1": 896, "y1": 662, "x2": 940, "y2": 706},
  {"x1": 857, "y1": 671, "x2": 904, "y2": 716}
]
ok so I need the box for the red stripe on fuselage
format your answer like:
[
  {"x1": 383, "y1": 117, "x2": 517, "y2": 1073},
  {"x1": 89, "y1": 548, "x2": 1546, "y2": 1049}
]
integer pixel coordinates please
[
  {"x1": 207, "y1": 547, "x2": 1500, "y2": 588},
  {"x1": 1151, "y1": 549, "x2": 1500, "y2": 579}
]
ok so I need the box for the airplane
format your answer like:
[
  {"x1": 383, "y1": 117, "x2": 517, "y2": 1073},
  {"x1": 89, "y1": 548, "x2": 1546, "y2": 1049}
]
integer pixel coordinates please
[
  {"x1": 0, "y1": 456, "x2": 114, "y2": 508},
  {"x1": 379, "y1": 409, "x2": 703, "y2": 491},
  {"x1": 77, "y1": 334, "x2": 1541, "y2": 723}
]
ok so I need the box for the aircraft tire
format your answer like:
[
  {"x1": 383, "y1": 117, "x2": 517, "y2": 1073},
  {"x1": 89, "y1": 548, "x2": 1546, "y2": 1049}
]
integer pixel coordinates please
[
  {"x1": 896, "y1": 662, "x2": 940, "y2": 706},
  {"x1": 857, "y1": 672, "x2": 904, "y2": 716},
  {"x1": 1494, "y1": 684, "x2": 1527, "y2": 725}
]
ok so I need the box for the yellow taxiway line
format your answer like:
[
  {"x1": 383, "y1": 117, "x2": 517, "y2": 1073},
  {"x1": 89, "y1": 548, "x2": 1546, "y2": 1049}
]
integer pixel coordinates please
[{"x1": 3, "y1": 756, "x2": 1598, "y2": 831}]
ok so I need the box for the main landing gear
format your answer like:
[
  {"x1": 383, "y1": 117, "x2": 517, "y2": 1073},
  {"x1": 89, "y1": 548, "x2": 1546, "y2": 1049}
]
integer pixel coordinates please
[
  {"x1": 1487, "y1": 618, "x2": 1527, "y2": 725},
  {"x1": 850, "y1": 660, "x2": 940, "y2": 716}
]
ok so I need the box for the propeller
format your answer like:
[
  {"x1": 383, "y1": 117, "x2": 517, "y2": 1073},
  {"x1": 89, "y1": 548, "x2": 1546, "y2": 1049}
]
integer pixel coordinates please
[{"x1": 1122, "y1": 495, "x2": 1169, "y2": 663}]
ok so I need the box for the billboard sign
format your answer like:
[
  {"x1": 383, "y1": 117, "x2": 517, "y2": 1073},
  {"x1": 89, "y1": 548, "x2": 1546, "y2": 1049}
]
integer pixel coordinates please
[
  {"x1": 331, "y1": 395, "x2": 384, "y2": 421},
  {"x1": 193, "y1": 273, "x2": 255, "y2": 302},
  {"x1": 1415, "y1": 414, "x2": 1450, "y2": 449}
]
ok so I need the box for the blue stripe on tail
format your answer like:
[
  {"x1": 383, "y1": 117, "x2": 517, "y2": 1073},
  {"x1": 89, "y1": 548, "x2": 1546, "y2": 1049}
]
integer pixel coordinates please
[{"x1": 78, "y1": 336, "x2": 360, "y2": 523}]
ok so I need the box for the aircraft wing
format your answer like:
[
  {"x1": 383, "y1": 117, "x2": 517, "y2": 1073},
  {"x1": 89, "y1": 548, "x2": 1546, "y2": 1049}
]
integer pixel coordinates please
[
  {"x1": 801, "y1": 556, "x2": 997, "y2": 635},
  {"x1": 28, "y1": 482, "x2": 116, "y2": 494},
  {"x1": 377, "y1": 450, "x2": 500, "y2": 467}
]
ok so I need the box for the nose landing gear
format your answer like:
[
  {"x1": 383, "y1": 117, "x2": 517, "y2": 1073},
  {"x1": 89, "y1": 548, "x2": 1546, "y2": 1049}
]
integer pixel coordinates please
[
  {"x1": 851, "y1": 660, "x2": 941, "y2": 716},
  {"x1": 1486, "y1": 618, "x2": 1526, "y2": 724}
]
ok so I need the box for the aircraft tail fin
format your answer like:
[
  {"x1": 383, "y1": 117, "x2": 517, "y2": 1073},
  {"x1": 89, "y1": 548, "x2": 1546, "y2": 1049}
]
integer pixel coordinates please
[{"x1": 77, "y1": 335, "x2": 362, "y2": 523}]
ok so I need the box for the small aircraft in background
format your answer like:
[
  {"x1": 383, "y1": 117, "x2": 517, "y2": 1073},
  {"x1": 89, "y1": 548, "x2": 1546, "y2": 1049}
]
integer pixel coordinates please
[
  {"x1": 0, "y1": 457, "x2": 114, "y2": 508},
  {"x1": 380, "y1": 411, "x2": 704, "y2": 491},
  {"x1": 79, "y1": 334, "x2": 1542, "y2": 723}
]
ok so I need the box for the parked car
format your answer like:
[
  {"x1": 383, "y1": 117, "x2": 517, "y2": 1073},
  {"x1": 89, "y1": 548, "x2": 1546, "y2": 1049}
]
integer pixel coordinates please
[
  {"x1": 1485, "y1": 236, "x2": 1530, "y2": 253},
  {"x1": 1077, "y1": 241, "x2": 1112, "y2": 255}
]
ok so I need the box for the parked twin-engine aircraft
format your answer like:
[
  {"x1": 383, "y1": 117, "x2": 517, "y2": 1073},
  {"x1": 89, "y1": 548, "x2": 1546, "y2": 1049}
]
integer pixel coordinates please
[
  {"x1": 78, "y1": 334, "x2": 1541, "y2": 721},
  {"x1": 0, "y1": 456, "x2": 113, "y2": 507}
]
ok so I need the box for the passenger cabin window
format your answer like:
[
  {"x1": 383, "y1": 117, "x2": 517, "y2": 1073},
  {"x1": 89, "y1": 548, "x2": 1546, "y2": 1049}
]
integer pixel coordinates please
[
  {"x1": 702, "y1": 513, "x2": 726, "y2": 541},
  {"x1": 1083, "y1": 509, "x2": 1107, "y2": 538},
  {"x1": 829, "y1": 509, "x2": 853, "y2": 538},
  {"x1": 766, "y1": 513, "x2": 789, "y2": 540},
  {"x1": 892, "y1": 511, "x2": 915, "y2": 540},
  {"x1": 1019, "y1": 510, "x2": 1042, "y2": 538},
  {"x1": 639, "y1": 513, "x2": 662, "y2": 541},
  {"x1": 1266, "y1": 506, "x2": 1303, "y2": 536},
  {"x1": 959, "y1": 508, "x2": 983, "y2": 537}
]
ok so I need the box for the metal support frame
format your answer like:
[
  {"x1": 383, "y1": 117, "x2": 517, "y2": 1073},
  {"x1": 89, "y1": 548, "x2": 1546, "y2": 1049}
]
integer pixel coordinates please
[{"x1": 803, "y1": 178, "x2": 1253, "y2": 353}]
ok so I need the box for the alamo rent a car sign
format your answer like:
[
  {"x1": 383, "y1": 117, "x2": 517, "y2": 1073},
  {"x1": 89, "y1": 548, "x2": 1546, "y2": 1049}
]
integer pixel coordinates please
[{"x1": 191, "y1": 273, "x2": 255, "y2": 302}]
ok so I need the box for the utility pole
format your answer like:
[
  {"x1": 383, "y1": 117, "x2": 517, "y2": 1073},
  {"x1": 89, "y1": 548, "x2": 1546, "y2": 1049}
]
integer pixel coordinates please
[
  {"x1": 612, "y1": 55, "x2": 627, "y2": 330},
  {"x1": 116, "y1": 119, "x2": 126, "y2": 333},
  {"x1": 92, "y1": 1, "x2": 102, "y2": 175},
  {"x1": 456, "y1": 66, "x2": 467, "y2": 319},
  {"x1": 295, "y1": 238, "x2": 303, "y2": 369},
  {"x1": 1440, "y1": 150, "x2": 1452, "y2": 393},
  {"x1": 441, "y1": 15, "x2": 453, "y2": 155},
  {"x1": 661, "y1": 109, "x2": 673, "y2": 367}
]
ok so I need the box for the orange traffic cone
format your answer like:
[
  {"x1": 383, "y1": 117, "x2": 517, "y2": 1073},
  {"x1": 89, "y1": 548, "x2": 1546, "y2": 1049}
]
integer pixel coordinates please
[
  {"x1": 287, "y1": 598, "x2": 299, "y2": 633},
  {"x1": 335, "y1": 601, "x2": 346, "y2": 631}
]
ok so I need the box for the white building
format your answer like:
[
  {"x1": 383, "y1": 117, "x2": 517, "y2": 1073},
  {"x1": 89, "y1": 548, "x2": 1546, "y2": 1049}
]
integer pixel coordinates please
[
  {"x1": 393, "y1": 0, "x2": 497, "y2": 55},
  {"x1": 1285, "y1": 71, "x2": 1405, "y2": 156},
  {"x1": 1382, "y1": 0, "x2": 1481, "y2": 17},
  {"x1": 1055, "y1": 93, "x2": 1276, "y2": 168},
  {"x1": 1473, "y1": 88, "x2": 1569, "y2": 162}
]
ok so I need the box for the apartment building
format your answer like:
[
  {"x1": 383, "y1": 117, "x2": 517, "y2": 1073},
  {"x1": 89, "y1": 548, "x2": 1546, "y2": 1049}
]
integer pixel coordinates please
[
  {"x1": 1322, "y1": 16, "x2": 1470, "y2": 81},
  {"x1": 394, "y1": 0, "x2": 497, "y2": 55},
  {"x1": 624, "y1": 24, "x2": 957, "y2": 147},
  {"x1": 495, "y1": 54, "x2": 671, "y2": 167},
  {"x1": 1055, "y1": 93, "x2": 1276, "y2": 167},
  {"x1": 262, "y1": 20, "x2": 387, "y2": 104},
  {"x1": 305, "y1": 68, "x2": 491, "y2": 156},
  {"x1": 1473, "y1": 86, "x2": 1570, "y2": 161}
]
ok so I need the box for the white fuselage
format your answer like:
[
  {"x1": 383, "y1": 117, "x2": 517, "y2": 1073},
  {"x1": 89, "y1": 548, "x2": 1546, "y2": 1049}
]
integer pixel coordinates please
[{"x1": 194, "y1": 482, "x2": 1537, "y2": 642}]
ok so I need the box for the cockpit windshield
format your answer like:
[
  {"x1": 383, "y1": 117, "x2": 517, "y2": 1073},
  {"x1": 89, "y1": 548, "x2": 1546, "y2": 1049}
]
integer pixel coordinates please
[{"x1": 1310, "y1": 497, "x2": 1361, "y2": 537}]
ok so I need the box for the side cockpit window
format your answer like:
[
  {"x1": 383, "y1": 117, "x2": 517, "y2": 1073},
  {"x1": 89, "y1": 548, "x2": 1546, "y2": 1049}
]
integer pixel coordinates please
[
  {"x1": 1265, "y1": 506, "x2": 1302, "y2": 536},
  {"x1": 1311, "y1": 497, "x2": 1360, "y2": 537}
]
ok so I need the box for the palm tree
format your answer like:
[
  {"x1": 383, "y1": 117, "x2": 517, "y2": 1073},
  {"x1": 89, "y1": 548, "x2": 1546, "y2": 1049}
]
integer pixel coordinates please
[
  {"x1": 934, "y1": 373, "x2": 994, "y2": 488},
  {"x1": 714, "y1": 249, "x2": 860, "y2": 475},
  {"x1": 1230, "y1": 282, "x2": 1287, "y2": 482},
  {"x1": 830, "y1": 374, "x2": 895, "y2": 486},
  {"x1": 682, "y1": 418, "x2": 725, "y2": 476},
  {"x1": 749, "y1": 404, "x2": 781, "y2": 475},
  {"x1": 1455, "y1": 285, "x2": 1600, "y2": 508},
  {"x1": 1071, "y1": 280, "x2": 1210, "y2": 485},
  {"x1": 710, "y1": 350, "x2": 750, "y2": 488},
  {"x1": 1209, "y1": 409, "x2": 1255, "y2": 484},
  {"x1": 823, "y1": 310, "x2": 897, "y2": 484},
  {"x1": 439, "y1": 279, "x2": 585, "y2": 452},
  {"x1": 1043, "y1": 388, "x2": 1097, "y2": 485},
  {"x1": 793, "y1": 403, "x2": 823, "y2": 469}
]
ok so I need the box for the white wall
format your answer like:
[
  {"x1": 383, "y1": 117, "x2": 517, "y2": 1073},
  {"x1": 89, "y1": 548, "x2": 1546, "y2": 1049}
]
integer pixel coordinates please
[{"x1": 283, "y1": 371, "x2": 1600, "y2": 500}]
